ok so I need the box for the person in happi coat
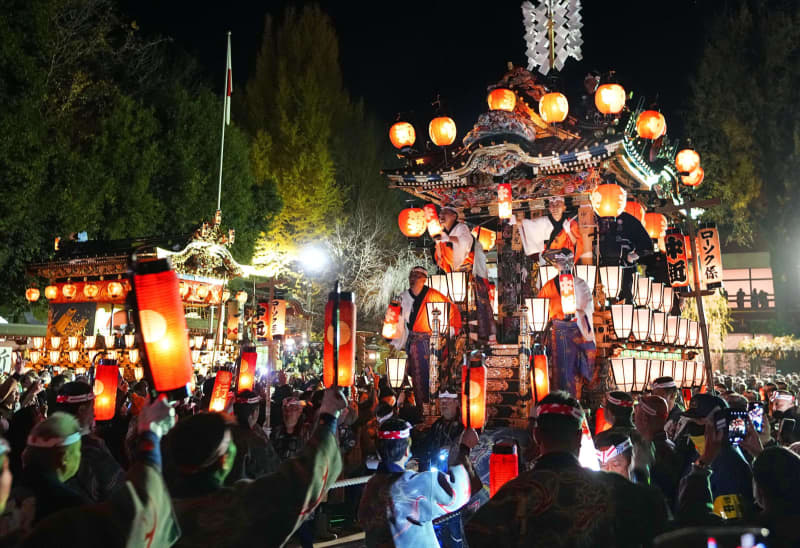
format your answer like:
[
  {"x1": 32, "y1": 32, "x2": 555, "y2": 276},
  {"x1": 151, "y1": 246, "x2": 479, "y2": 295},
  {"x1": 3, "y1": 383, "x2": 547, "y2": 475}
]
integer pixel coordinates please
[{"x1": 512, "y1": 196, "x2": 588, "y2": 266}]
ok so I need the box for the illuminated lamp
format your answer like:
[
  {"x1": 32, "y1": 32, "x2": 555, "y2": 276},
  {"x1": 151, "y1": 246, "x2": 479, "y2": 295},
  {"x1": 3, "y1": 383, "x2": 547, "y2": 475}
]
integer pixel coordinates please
[
  {"x1": 632, "y1": 308, "x2": 651, "y2": 341},
  {"x1": 221, "y1": 289, "x2": 231, "y2": 302},
  {"x1": 650, "y1": 312, "x2": 667, "y2": 343},
  {"x1": 611, "y1": 303, "x2": 634, "y2": 339},
  {"x1": 574, "y1": 265, "x2": 597, "y2": 288},
  {"x1": 196, "y1": 285, "x2": 210, "y2": 301},
  {"x1": 693, "y1": 361, "x2": 706, "y2": 388},
  {"x1": 633, "y1": 276, "x2": 652, "y2": 308},
  {"x1": 661, "y1": 286, "x2": 674, "y2": 314},
  {"x1": 678, "y1": 318, "x2": 690, "y2": 346},
  {"x1": 83, "y1": 284, "x2": 99, "y2": 299},
  {"x1": 624, "y1": 200, "x2": 645, "y2": 224},
  {"x1": 683, "y1": 361, "x2": 697, "y2": 389},
  {"x1": 424, "y1": 204, "x2": 443, "y2": 237},
  {"x1": 428, "y1": 116, "x2": 457, "y2": 147},
  {"x1": 644, "y1": 212, "x2": 668, "y2": 240},
  {"x1": 193, "y1": 335, "x2": 205, "y2": 349},
  {"x1": 68, "y1": 336, "x2": 79, "y2": 349},
  {"x1": 25, "y1": 288, "x2": 40, "y2": 302},
  {"x1": 425, "y1": 301, "x2": 449, "y2": 336},
  {"x1": 681, "y1": 166, "x2": 704, "y2": 187},
  {"x1": 62, "y1": 284, "x2": 77, "y2": 299},
  {"x1": 87, "y1": 350, "x2": 98, "y2": 363},
  {"x1": 107, "y1": 281, "x2": 124, "y2": 299},
  {"x1": 665, "y1": 316, "x2": 680, "y2": 345},
  {"x1": 49, "y1": 351, "x2": 60, "y2": 365},
  {"x1": 539, "y1": 92, "x2": 569, "y2": 123},
  {"x1": 103, "y1": 335, "x2": 114, "y2": 349},
  {"x1": 497, "y1": 183, "x2": 513, "y2": 219},
  {"x1": 29, "y1": 351, "x2": 40, "y2": 364},
  {"x1": 50, "y1": 337, "x2": 61, "y2": 349},
  {"x1": 595, "y1": 407, "x2": 612, "y2": 434},
  {"x1": 524, "y1": 297, "x2": 550, "y2": 333},
  {"x1": 559, "y1": 273, "x2": 577, "y2": 315},
  {"x1": 106, "y1": 350, "x2": 117, "y2": 361},
  {"x1": 179, "y1": 281, "x2": 190, "y2": 299},
  {"x1": 636, "y1": 110, "x2": 667, "y2": 140},
  {"x1": 444, "y1": 271, "x2": 469, "y2": 304},
  {"x1": 131, "y1": 259, "x2": 193, "y2": 395},
  {"x1": 650, "y1": 282, "x2": 664, "y2": 311},
  {"x1": 594, "y1": 83, "x2": 626, "y2": 114},
  {"x1": 687, "y1": 320, "x2": 699, "y2": 347},
  {"x1": 673, "y1": 360, "x2": 687, "y2": 388},
  {"x1": 236, "y1": 291, "x2": 248, "y2": 305},
  {"x1": 675, "y1": 149, "x2": 700, "y2": 174},
  {"x1": 381, "y1": 299, "x2": 403, "y2": 340},
  {"x1": 490, "y1": 442, "x2": 519, "y2": 497},
  {"x1": 238, "y1": 345, "x2": 257, "y2": 391},
  {"x1": 487, "y1": 88, "x2": 516, "y2": 112},
  {"x1": 209, "y1": 370, "x2": 232, "y2": 412},
  {"x1": 386, "y1": 357, "x2": 408, "y2": 390},
  {"x1": 31, "y1": 337, "x2": 44, "y2": 349},
  {"x1": 205, "y1": 338, "x2": 215, "y2": 350},
  {"x1": 462, "y1": 351, "x2": 487, "y2": 429},
  {"x1": 389, "y1": 121, "x2": 416, "y2": 150},
  {"x1": 68, "y1": 350, "x2": 80, "y2": 364},
  {"x1": 427, "y1": 274, "x2": 447, "y2": 298},
  {"x1": 133, "y1": 366, "x2": 144, "y2": 381},
  {"x1": 530, "y1": 345, "x2": 550, "y2": 404},
  {"x1": 610, "y1": 357, "x2": 634, "y2": 392},
  {"x1": 128, "y1": 348, "x2": 139, "y2": 364},
  {"x1": 471, "y1": 226, "x2": 496, "y2": 251},
  {"x1": 599, "y1": 266, "x2": 623, "y2": 301},
  {"x1": 323, "y1": 288, "x2": 356, "y2": 388},
  {"x1": 590, "y1": 183, "x2": 627, "y2": 218},
  {"x1": 94, "y1": 363, "x2": 118, "y2": 421},
  {"x1": 84, "y1": 335, "x2": 96, "y2": 349},
  {"x1": 124, "y1": 334, "x2": 135, "y2": 348},
  {"x1": 539, "y1": 265, "x2": 559, "y2": 286},
  {"x1": 660, "y1": 360, "x2": 675, "y2": 379},
  {"x1": 633, "y1": 358, "x2": 652, "y2": 392},
  {"x1": 398, "y1": 208, "x2": 426, "y2": 238},
  {"x1": 44, "y1": 285, "x2": 58, "y2": 300}
]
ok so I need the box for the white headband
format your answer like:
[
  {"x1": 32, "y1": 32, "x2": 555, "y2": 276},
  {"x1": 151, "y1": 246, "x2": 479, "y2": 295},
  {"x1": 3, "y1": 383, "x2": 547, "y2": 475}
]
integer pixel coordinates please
[
  {"x1": 596, "y1": 438, "x2": 633, "y2": 464},
  {"x1": 377, "y1": 411, "x2": 394, "y2": 424},
  {"x1": 27, "y1": 431, "x2": 81, "y2": 448},
  {"x1": 652, "y1": 380, "x2": 677, "y2": 389},
  {"x1": 607, "y1": 394, "x2": 633, "y2": 408},
  {"x1": 638, "y1": 400, "x2": 658, "y2": 416},
  {"x1": 378, "y1": 426, "x2": 411, "y2": 440},
  {"x1": 438, "y1": 391, "x2": 458, "y2": 399}
]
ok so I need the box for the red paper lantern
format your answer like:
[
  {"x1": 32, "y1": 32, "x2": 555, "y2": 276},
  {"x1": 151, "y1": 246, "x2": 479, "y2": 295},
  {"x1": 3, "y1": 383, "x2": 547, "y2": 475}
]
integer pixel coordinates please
[
  {"x1": 323, "y1": 290, "x2": 356, "y2": 388},
  {"x1": 539, "y1": 92, "x2": 569, "y2": 123},
  {"x1": 636, "y1": 110, "x2": 667, "y2": 140},
  {"x1": 530, "y1": 348, "x2": 550, "y2": 404},
  {"x1": 25, "y1": 288, "x2": 40, "y2": 302},
  {"x1": 590, "y1": 183, "x2": 627, "y2": 218},
  {"x1": 381, "y1": 299, "x2": 402, "y2": 340},
  {"x1": 675, "y1": 149, "x2": 700, "y2": 174},
  {"x1": 681, "y1": 166, "x2": 704, "y2": 187},
  {"x1": 238, "y1": 346, "x2": 257, "y2": 391},
  {"x1": 83, "y1": 284, "x2": 99, "y2": 299},
  {"x1": 594, "y1": 83, "x2": 626, "y2": 115},
  {"x1": 131, "y1": 259, "x2": 193, "y2": 394},
  {"x1": 62, "y1": 284, "x2": 77, "y2": 299},
  {"x1": 462, "y1": 352, "x2": 487, "y2": 429},
  {"x1": 497, "y1": 183, "x2": 513, "y2": 219},
  {"x1": 210, "y1": 370, "x2": 233, "y2": 412},
  {"x1": 93, "y1": 364, "x2": 118, "y2": 421},
  {"x1": 624, "y1": 200, "x2": 645, "y2": 224},
  {"x1": 428, "y1": 116, "x2": 457, "y2": 147},
  {"x1": 44, "y1": 285, "x2": 58, "y2": 300},
  {"x1": 398, "y1": 208, "x2": 426, "y2": 238},
  {"x1": 489, "y1": 442, "x2": 519, "y2": 497},
  {"x1": 424, "y1": 204, "x2": 443, "y2": 237},
  {"x1": 389, "y1": 122, "x2": 416, "y2": 150},
  {"x1": 487, "y1": 88, "x2": 516, "y2": 112},
  {"x1": 471, "y1": 226, "x2": 497, "y2": 252},
  {"x1": 107, "y1": 281, "x2": 124, "y2": 299},
  {"x1": 644, "y1": 212, "x2": 668, "y2": 240},
  {"x1": 665, "y1": 227, "x2": 690, "y2": 288}
]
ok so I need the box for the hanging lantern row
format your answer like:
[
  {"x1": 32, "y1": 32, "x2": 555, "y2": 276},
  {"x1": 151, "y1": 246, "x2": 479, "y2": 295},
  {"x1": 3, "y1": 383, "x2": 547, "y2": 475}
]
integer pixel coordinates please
[
  {"x1": 27, "y1": 280, "x2": 128, "y2": 304},
  {"x1": 389, "y1": 116, "x2": 457, "y2": 150},
  {"x1": 611, "y1": 358, "x2": 705, "y2": 393}
]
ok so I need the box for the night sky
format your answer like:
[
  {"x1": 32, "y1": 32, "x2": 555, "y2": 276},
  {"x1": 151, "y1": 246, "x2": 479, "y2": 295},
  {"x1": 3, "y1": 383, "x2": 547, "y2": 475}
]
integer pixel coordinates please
[{"x1": 123, "y1": 0, "x2": 720, "y2": 137}]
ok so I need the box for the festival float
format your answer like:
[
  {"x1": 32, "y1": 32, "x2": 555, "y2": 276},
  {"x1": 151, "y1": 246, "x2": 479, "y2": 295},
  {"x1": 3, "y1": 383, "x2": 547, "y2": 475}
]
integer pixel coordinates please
[{"x1": 380, "y1": 0, "x2": 724, "y2": 433}]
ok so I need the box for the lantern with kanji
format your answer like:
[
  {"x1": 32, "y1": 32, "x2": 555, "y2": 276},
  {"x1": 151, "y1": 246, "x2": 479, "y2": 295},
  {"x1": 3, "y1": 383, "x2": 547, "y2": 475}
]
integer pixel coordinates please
[
  {"x1": 697, "y1": 224, "x2": 723, "y2": 289},
  {"x1": 44, "y1": 285, "x2": 58, "y2": 300},
  {"x1": 424, "y1": 204, "x2": 443, "y2": 237},
  {"x1": 590, "y1": 183, "x2": 627, "y2": 218},
  {"x1": 471, "y1": 226, "x2": 497, "y2": 251},
  {"x1": 675, "y1": 149, "x2": 700, "y2": 174},
  {"x1": 238, "y1": 345, "x2": 256, "y2": 391},
  {"x1": 389, "y1": 121, "x2": 416, "y2": 150},
  {"x1": 210, "y1": 370, "x2": 233, "y2": 412},
  {"x1": 624, "y1": 200, "x2": 645, "y2": 224},
  {"x1": 664, "y1": 227, "x2": 689, "y2": 287},
  {"x1": 107, "y1": 281, "x2": 124, "y2": 299},
  {"x1": 323, "y1": 287, "x2": 356, "y2": 388},
  {"x1": 644, "y1": 212, "x2": 668, "y2": 240},
  {"x1": 462, "y1": 351, "x2": 487, "y2": 429},
  {"x1": 539, "y1": 92, "x2": 569, "y2": 123},
  {"x1": 428, "y1": 116, "x2": 456, "y2": 147},
  {"x1": 636, "y1": 110, "x2": 667, "y2": 140},
  {"x1": 530, "y1": 345, "x2": 550, "y2": 404},
  {"x1": 398, "y1": 208, "x2": 426, "y2": 238},
  {"x1": 559, "y1": 273, "x2": 577, "y2": 316},
  {"x1": 25, "y1": 288, "x2": 40, "y2": 302},
  {"x1": 131, "y1": 259, "x2": 193, "y2": 395},
  {"x1": 83, "y1": 284, "x2": 99, "y2": 299},
  {"x1": 487, "y1": 88, "x2": 516, "y2": 112},
  {"x1": 381, "y1": 299, "x2": 403, "y2": 340},
  {"x1": 594, "y1": 83, "x2": 626, "y2": 115},
  {"x1": 62, "y1": 284, "x2": 77, "y2": 299},
  {"x1": 497, "y1": 183, "x2": 513, "y2": 219},
  {"x1": 682, "y1": 166, "x2": 704, "y2": 187},
  {"x1": 93, "y1": 362, "x2": 118, "y2": 421},
  {"x1": 489, "y1": 442, "x2": 519, "y2": 497}
]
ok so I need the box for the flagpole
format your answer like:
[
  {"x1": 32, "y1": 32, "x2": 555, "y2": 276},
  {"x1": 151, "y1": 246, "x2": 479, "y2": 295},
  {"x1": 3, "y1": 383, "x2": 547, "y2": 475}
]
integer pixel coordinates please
[{"x1": 217, "y1": 31, "x2": 231, "y2": 211}]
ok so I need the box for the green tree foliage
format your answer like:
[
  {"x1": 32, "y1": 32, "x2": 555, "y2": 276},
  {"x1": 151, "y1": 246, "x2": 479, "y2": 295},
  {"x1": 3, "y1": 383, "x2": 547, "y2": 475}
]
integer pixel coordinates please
[{"x1": 686, "y1": 0, "x2": 800, "y2": 321}]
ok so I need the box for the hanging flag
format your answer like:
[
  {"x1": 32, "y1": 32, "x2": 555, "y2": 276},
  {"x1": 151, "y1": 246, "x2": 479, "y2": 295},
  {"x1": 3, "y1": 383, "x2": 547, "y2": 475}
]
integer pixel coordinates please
[
  {"x1": 697, "y1": 224, "x2": 723, "y2": 289},
  {"x1": 225, "y1": 33, "x2": 233, "y2": 125},
  {"x1": 665, "y1": 227, "x2": 689, "y2": 287}
]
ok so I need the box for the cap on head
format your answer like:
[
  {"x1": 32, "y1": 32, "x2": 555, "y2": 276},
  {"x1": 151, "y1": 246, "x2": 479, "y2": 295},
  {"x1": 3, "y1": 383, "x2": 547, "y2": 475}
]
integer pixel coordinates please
[{"x1": 682, "y1": 393, "x2": 728, "y2": 419}]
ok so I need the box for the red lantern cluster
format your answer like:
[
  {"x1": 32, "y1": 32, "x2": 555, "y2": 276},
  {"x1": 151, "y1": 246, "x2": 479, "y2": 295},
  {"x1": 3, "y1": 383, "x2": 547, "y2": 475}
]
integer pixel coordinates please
[{"x1": 676, "y1": 149, "x2": 704, "y2": 187}]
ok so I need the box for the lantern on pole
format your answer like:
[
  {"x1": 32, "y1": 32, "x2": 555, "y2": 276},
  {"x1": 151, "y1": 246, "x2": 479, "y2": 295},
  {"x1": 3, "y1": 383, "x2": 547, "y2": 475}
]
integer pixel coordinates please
[
  {"x1": 389, "y1": 121, "x2": 416, "y2": 150},
  {"x1": 462, "y1": 351, "x2": 487, "y2": 429},
  {"x1": 386, "y1": 357, "x2": 408, "y2": 390},
  {"x1": 558, "y1": 273, "x2": 577, "y2": 316},
  {"x1": 594, "y1": 83, "x2": 626, "y2": 115},
  {"x1": 487, "y1": 88, "x2": 516, "y2": 112},
  {"x1": 94, "y1": 362, "x2": 118, "y2": 421},
  {"x1": 238, "y1": 345, "x2": 257, "y2": 391},
  {"x1": 323, "y1": 283, "x2": 356, "y2": 388},
  {"x1": 428, "y1": 117, "x2": 457, "y2": 147},
  {"x1": 687, "y1": 320, "x2": 699, "y2": 347},
  {"x1": 424, "y1": 204, "x2": 443, "y2": 237},
  {"x1": 636, "y1": 110, "x2": 667, "y2": 139},
  {"x1": 539, "y1": 92, "x2": 569, "y2": 123},
  {"x1": 209, "y1": 370, "x2": 233, "y2": 412},
  {"x1": 489, "y1": 442, "x2": 519, "y2": 497},
  {"x1": 497, "y1": 183, "x2": 513, "y2": 219},
  {"x1": 397, "y1": 208, "x2": 427, "y2": 238},
  {"x1": 530, "y1": 345, "x2": 550, "y2": 404},
  {"x1": 697, "y1": 224, "x2": 723, "y2": 289},
  {"x1": 130, "y1": 258, "x2": 194, "y2": 396},
  {"x1": 590, "y1": 184, "x2": 627, "y2": 218},
  {"x1": 471, "y1": 226, "x2": 497, "y2": 252},
  {"x1": 664, "y1": 227, "x2": 690, "y2": 287},
  {"x1": 444, "y1": 272, "x2": 469, "y2": 304},
  {"x1": 610, "y1": 357, "x2": 635, "y2": 392},
  {"x1": 381, "y1": 299, "x2": 403, "y2": 340},
  {"x1": 524, "y1": 298, "x2": 550, "y2": 333}
]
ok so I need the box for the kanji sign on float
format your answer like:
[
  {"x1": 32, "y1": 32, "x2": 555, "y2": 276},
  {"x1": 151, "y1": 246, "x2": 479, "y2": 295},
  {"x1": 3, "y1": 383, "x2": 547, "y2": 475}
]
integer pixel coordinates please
[
  {"x1": 697, "y1": 225, "x2": 723, "y2": 289},
  {"x1": 664, "y1": 227, "x2": 689, "y2": 287}
]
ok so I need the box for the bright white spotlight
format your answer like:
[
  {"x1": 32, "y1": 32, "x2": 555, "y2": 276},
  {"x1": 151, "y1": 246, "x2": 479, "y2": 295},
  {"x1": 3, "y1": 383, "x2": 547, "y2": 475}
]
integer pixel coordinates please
[{"x1": 300, "y1": 246, "x2": 328, "y2": 273}]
